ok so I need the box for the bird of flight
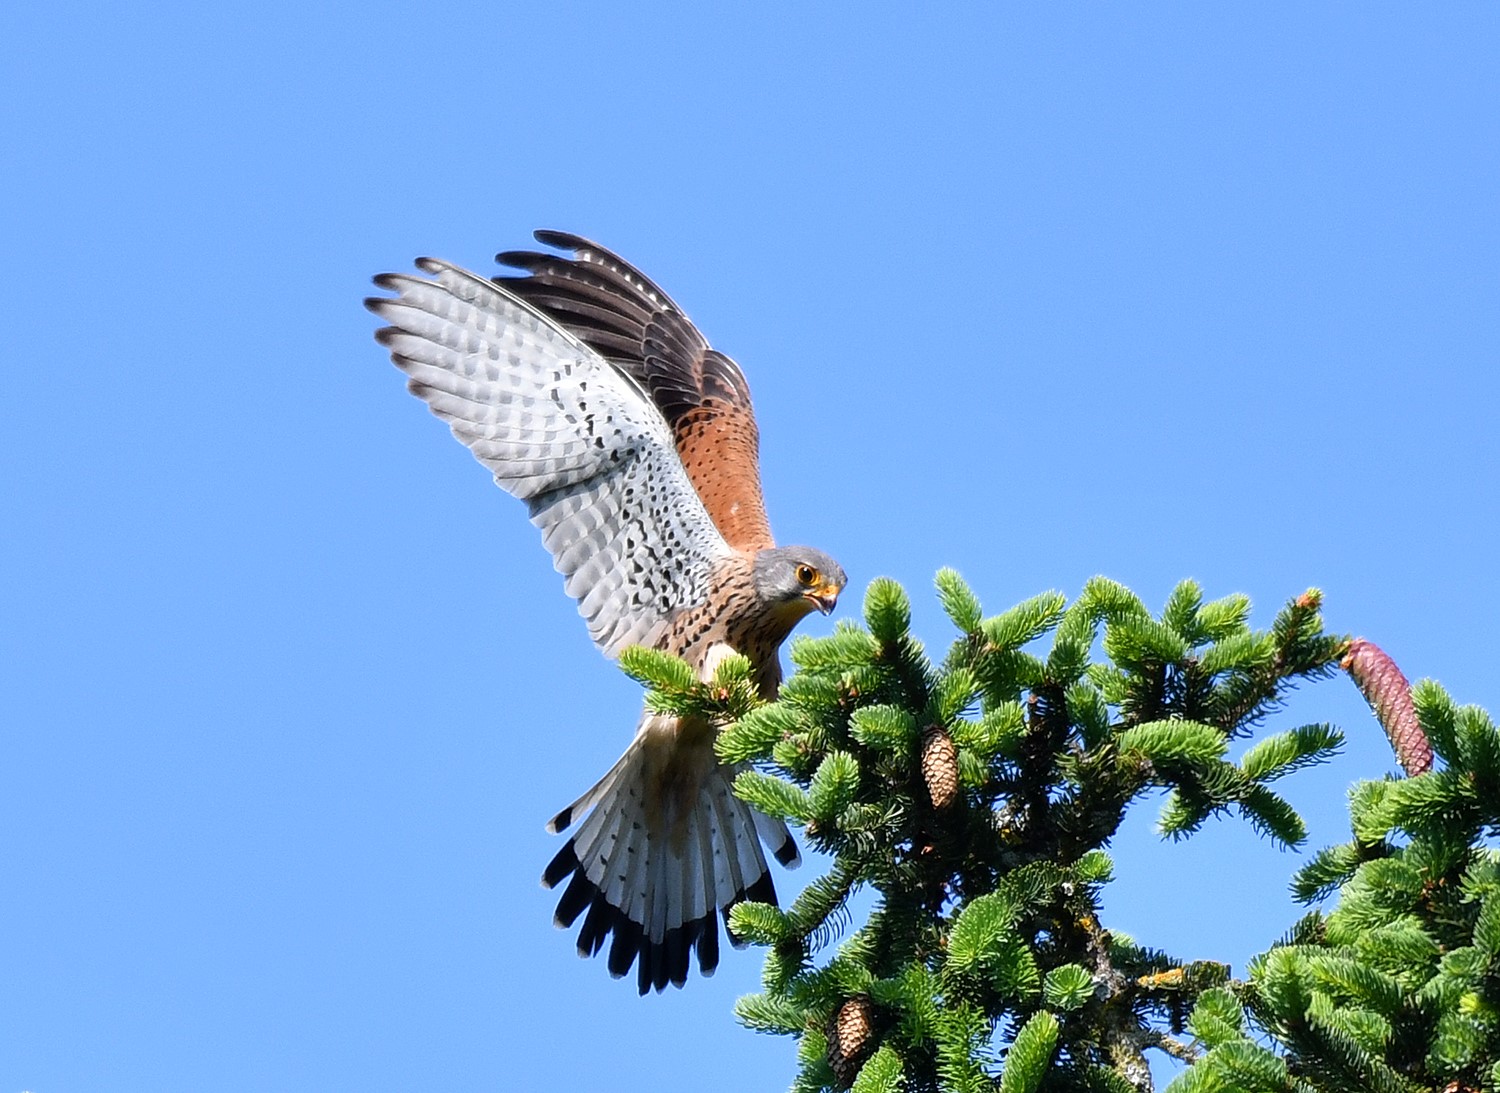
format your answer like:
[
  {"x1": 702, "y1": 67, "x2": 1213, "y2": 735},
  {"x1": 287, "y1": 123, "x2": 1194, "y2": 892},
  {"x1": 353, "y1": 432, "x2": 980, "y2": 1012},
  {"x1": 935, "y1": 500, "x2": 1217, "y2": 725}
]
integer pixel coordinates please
[{"x1": 367, "y1": 232, "x2": 846, "y2": 993}]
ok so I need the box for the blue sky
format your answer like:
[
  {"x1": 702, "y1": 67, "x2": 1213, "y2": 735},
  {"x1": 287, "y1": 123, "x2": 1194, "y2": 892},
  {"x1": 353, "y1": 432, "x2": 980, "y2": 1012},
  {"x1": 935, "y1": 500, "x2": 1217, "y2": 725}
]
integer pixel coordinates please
[{"x1": 4, "y1": 4, "x2": 1498, "y2": 1091}]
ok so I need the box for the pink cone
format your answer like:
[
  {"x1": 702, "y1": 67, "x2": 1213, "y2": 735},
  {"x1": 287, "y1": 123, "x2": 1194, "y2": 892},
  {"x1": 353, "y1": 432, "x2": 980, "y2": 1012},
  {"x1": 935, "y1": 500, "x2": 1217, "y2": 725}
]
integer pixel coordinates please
[{"x1": 1342, "y1": 638, "x2": 1433, "y2": 776}]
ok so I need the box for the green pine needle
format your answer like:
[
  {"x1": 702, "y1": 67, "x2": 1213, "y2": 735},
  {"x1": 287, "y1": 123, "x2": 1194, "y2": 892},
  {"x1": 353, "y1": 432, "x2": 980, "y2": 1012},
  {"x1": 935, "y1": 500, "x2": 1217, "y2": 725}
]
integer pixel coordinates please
[
  {"x1": 1045, "y1": 629, "x2": 1093, "y2": 687},
  {"x1": 1065, "y1": 681, "x2": 1112, "y2": 748},
  {"x1": 1238, "y1": 784, "x2": 1308, "y2": 848},
  {"x1": 733, "y1": 769, "x2": 813, "y2": 822},
  {"x1": 777, "y1": 670, "x2": 846, "y2": 713},
  {"x1": 851, "y1": 1044, "x2": 904, "y2": 1093},
  {"x1": 709, "y1": 650, "x2": 754, "y2": 688},
  {"x1": 849, "y1": 704, "x2": 919, "y2": 754},
  {"x1": 1411, "y1": 678, "x2": 1460, "y2": 763},
  {"x1": 717, "y1": 703, "x2": 809, "y2": 764},
  {"x1": 1119, "y1": 719, "x2": 1229, "y2": 767},
  {"x1": 1158, "y1": 788, "x2": 1212, "y2": 839},
  {"x1": 976, "y1": 650, "x2": 1049, "y2": 701},
  {"x1": 1162, "y1": 579, "x2": 1205, "y2": 641},
  {"x1": 950, "y1": 701, "x2": 1025, "y2": 760},
  {"x1": 1197, "y1": 1040, "x2": 1294, "y2": 1093},
  {"x1": 864, "y1": 578, "x2": 912, "y2": 644},
  {"x1": 1456, "y1": 704, "x2": 1500, "y2": 782},
  {"x1": 980, "y1": 590, "x2": 1067, "y2": 652},
  {"x1": 934, "y1": 1005, "x2": 991, "y2": 1093},
  {"x1": 1240, "y1": 724, "x2": 1345, "y2": 783},
  {"x1": 790, "y1": 626, "x2": 879, "y2": 672},
  {"x1": 1430, "y1": 1007, "x2": 1486, "y2": 1070},
  {"x1": 1074, "y1": 848, "x2": 1115, "y2": 885},
  {"x1": 794, "y1": 1028, "x2": 835, "y2": 1090},
  {"x1": 788, "y1": 863, "x2": 859, "y2": 944},
  {"x1": 930, "y1": 667, "x2": 979, "y2": 723},
  {"x1": 1076, "y1": 576, "x2": 1150, "y2": 624},
  {"x1": 1474, "y1": 893, "x2": 1500, "y2": 955},
  {"x1": 729, "y1": 901, "x2": 793, "y2": 946},
  {"x1": 1291, "y1": 844, "x2": 1367, "y2": 905},
  {"x1": 618, "y1": 644, "x2": 697, "y2": 693},
  {"x1": 935, "y1": 568, "x2": 984, "y2": 633},
  {"x1": 1347, "y1": 779, "x2": 1400, "y2": 843},
  {"x1": 735, "y1": 991, "x2": 806, "y2": 1035},
  {"x1": 1200, "y1": 630, "x2": 1275, "y2": 676},
  {"x1": 998, "y1": 1011, "x2": 1059, "y2": 1093},
  {"x1": 1104, "y1": 616, "x2": 1191, "y2": 668},
  {"x1": 1088, "y1": 662, "x2": 1130, "y2": 705},
  {"x1": 1089, "y1": 1064, "x2": 1154, "y2": 1093},
  {"x1": 808, "y1": 750, "x2": 861, "y2": 821},
  {"x1": 1042, "y1": 963, "x2": 1095, "y2": 1010},
  {"x1": 1307, "y1": 953, "x2": 1404, "y2": 1016},
  {"x1": 1047, "y1": 598, "x2": 1103, "y2": 685},
  {"x1": 946, "y1": 892, "x2": 1022, "y2": 976},
  {"x1": 1195, "y1": 592, "x2": 1253, "y2": 642},
  {"x1": 1189, "y1": 987, "x2": 1247, "y2": 1049}
]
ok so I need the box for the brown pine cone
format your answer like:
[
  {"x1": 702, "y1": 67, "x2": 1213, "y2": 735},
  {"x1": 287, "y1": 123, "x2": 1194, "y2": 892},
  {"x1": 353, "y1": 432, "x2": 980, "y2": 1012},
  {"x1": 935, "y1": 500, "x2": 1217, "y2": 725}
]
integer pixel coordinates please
[
  {"x1": 922, "y1": 726, "x2": 960, "y2": 810},
  {"x1": 827, "y1": 996, "x2": 875, "y2": 1088}
]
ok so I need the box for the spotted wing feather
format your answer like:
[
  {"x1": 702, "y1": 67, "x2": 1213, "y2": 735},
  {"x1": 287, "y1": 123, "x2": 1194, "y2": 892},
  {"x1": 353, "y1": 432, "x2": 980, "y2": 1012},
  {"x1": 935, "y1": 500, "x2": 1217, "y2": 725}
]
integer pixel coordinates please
[
  {"x1": 366, "y1": 258, "x2": 734, "y2": 657},
  {"x1": 495, "y1": 232, "x2": 776, "y2": 552}
]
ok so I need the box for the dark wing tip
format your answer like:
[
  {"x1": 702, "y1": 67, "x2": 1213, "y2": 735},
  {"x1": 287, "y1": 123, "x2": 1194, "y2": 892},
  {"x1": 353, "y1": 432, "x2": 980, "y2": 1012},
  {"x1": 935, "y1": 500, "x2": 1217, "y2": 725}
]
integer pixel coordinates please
[
  {"x1": 773, "y1": 838, "x2": 800, "y2": 867},
  {"x1": 494, "y1": 248, "x2": 549, "y2": 272},
  {"x1": 533, "y1": 228, "x2": 595, "y2": 252},
  {"x1": 545, "y1": 804, "x2": 574, "y2": 834}
]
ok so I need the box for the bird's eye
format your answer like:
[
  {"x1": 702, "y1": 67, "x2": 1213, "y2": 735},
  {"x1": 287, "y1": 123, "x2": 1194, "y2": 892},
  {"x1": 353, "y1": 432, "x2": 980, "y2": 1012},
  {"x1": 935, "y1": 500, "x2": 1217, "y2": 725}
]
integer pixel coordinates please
[{"x1": 796, "y1": 564, "x2": 818, "y2": 586}]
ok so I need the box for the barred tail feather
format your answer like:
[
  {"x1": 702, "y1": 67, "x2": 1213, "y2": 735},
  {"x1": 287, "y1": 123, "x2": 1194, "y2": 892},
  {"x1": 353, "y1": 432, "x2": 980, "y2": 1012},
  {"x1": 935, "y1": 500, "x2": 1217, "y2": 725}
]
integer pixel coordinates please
[
  {"x1": 752, "y1": 809, "x2": 802, "y2": 869},
  {"x1": 544, "y1": 747, "x2": 634, "y2": 835},
  {"x1": 542, "y1": 738, "x2": 788, "y2": 993}
]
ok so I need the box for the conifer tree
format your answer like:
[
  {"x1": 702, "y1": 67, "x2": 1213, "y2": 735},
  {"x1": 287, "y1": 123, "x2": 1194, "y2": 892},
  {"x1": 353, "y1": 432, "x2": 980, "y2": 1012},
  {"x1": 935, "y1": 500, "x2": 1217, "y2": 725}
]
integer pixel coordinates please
[
  {"x1": 623, "y1": 573, "x2": 1500, "y2": 1092},
  {"x1": 1171, "y1": 653, "x2": 1500, "y2": 1093}
]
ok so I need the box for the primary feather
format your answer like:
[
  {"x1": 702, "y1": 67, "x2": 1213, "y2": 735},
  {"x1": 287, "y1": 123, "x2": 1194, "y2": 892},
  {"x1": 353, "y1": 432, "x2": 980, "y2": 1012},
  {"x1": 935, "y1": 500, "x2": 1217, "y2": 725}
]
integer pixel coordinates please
[{"x1": 367, "y1": 257, "x2": 732, "y2": 658}]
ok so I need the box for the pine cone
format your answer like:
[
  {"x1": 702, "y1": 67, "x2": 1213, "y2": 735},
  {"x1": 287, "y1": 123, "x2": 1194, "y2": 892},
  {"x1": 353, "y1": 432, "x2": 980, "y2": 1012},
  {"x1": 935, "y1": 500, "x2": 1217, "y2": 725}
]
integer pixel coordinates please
[
  {"x1": 922, "y1": 726, "x2": 960, "y2": 810},
  {"x1": 1342, "y1": 637, "x2": 1432, "y2": 776},
  {"x1": 827, "y1": 996, "x2": 874, "y2": 1088}
]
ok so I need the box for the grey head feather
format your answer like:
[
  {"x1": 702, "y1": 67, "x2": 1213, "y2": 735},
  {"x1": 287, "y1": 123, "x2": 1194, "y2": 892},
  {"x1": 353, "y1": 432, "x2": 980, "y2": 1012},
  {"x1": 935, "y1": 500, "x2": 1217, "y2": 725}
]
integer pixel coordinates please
[{"x1": 752, "y1": 546, "x2": 847, "y2": 613}]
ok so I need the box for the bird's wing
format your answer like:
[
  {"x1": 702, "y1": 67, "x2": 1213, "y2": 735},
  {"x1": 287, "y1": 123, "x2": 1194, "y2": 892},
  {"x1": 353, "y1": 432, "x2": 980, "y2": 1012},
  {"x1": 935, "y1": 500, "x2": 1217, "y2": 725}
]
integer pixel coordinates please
[
  {"x1": 493, "y1": 231, "x2": 776, "y2": 553},
  {"x1": 367, "y1": 258, "x2": 735, "y2": 658}
]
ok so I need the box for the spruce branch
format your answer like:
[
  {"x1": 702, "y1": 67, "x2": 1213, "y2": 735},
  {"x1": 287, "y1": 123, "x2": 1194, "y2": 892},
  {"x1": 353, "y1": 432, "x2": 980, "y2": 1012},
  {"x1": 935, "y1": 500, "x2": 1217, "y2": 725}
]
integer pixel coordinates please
[{"x1": 710, "y1": 574, "x2": 1497, "y2": 1092}]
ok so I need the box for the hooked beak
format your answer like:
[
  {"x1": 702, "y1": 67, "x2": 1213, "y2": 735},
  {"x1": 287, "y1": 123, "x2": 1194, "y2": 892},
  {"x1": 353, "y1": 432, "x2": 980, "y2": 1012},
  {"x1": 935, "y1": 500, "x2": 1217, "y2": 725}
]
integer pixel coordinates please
[{"x1": 803, "y1": 582, "x2": 842, "y2": 616}]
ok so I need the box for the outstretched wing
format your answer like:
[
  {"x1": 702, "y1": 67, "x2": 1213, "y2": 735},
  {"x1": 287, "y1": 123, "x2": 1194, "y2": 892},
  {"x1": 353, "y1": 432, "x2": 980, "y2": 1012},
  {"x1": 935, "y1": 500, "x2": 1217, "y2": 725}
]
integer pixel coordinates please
[
  {"x1": 493, "y1": 231, "x2": 776, "y2": 553},
  {"x1": 367, "y1": 258, "x2": 735, "y2": 658}
]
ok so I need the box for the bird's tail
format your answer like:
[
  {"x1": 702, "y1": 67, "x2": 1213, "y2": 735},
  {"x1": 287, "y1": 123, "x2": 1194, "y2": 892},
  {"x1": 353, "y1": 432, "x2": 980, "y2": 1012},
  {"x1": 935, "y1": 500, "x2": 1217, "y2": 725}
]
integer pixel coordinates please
[{"x1": 541, "y1": 730, "x2": 800, "y2": 994}]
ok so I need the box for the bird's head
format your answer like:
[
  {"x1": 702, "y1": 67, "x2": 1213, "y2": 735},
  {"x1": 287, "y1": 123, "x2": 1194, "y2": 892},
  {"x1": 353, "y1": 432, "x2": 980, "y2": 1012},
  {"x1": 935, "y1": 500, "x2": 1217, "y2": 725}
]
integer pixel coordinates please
[{"x1": 753, "y1": 546, "x2": 847, "y2": 618}]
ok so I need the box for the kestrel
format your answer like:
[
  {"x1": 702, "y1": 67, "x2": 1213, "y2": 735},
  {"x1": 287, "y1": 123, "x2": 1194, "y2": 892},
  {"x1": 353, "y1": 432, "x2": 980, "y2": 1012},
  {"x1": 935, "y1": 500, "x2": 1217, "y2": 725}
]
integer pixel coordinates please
[{"x1": 366, "y1": 232, "x2": 846, "y2": 994}]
